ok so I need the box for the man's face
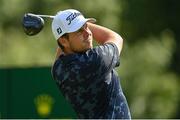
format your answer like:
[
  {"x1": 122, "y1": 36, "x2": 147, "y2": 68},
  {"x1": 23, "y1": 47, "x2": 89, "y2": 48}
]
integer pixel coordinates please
[{"x1": 67, "y1": 22, "x2": 93, "y2": 53}]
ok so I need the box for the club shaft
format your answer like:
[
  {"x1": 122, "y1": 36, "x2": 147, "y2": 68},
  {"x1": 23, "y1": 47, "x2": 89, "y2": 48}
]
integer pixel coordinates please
[
  {"x1": 27, "y1": 13, "x2": 54, "y2": 19},
  {"x1": 37, "y1": 14, "x2": 54, "y2": 18}
]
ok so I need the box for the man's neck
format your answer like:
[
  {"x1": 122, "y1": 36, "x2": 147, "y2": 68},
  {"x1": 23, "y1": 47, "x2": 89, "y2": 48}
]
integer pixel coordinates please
[{"x1": 63, "y1": 48, "x2": 75, "y2": 55}]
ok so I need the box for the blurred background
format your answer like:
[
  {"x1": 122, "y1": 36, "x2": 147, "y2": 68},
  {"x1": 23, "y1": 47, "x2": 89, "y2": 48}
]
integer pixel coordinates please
[{"x1": 0, "y1": 0, "x2": 180, "y2": 119}]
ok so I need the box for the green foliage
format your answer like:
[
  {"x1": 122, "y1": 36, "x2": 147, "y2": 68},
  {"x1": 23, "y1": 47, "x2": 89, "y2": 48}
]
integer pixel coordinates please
[
  {"x1": 72, "y1": 0, "x2": 122, "y2": 31},
  {"x1": 0, "y1": 0, "x2": 179, "y2": 118},
  {"x1": 119, "y1": 30, "x2": 179, "y2": 118}
]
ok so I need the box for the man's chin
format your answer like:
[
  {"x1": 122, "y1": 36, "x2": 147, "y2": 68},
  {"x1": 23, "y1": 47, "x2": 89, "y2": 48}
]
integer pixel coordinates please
[
  {"x1": 87, "y1": 44, "x2": 93, "y2": 49},
  {"x1": 82, "y1": 46, "x2": 92, "y2": 52}
]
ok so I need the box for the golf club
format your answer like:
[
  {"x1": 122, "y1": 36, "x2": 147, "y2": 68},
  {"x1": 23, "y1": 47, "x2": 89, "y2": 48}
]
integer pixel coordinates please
[
  {"x1": 27, "y1": 13, "x2": 55, "y2": 19},
  {"x1": 22, "y1": 13, "x2": 54, "y2": 36}
]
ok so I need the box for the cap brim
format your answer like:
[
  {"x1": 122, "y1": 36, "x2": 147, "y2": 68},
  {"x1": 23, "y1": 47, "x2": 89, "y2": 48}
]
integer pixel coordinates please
[
  {"x1": 67, "y1": 18, "x2": 96, "y2": 33},
  {"x1": 87, "y1": 18, "x2": 96, "y2": 23}
]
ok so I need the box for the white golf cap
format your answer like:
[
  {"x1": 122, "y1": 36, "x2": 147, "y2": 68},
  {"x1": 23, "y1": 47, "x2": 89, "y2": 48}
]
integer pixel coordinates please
[{"x1": 52, "y1": 9, "x2": 96, "y2": 40}]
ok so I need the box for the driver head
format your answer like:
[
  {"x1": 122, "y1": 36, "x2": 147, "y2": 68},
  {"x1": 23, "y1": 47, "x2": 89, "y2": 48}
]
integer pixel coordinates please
[{"x1": 22, "y1": 14, "x2": 44, "y2": 36}]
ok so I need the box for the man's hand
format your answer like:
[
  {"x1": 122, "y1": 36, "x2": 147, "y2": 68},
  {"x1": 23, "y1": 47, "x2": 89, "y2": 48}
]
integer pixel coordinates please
[
  {"x1": 55, "y1": 47, "x2": 63, "y2": 60},
  {"x1": 87, "y1": 23, "x2": 123, "y2": 55}
]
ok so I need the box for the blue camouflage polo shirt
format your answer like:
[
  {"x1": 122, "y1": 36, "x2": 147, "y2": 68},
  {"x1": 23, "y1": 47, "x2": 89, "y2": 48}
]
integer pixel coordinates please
[{"x1": 52, "y1": 43, "x2": 131, "y2": 119}]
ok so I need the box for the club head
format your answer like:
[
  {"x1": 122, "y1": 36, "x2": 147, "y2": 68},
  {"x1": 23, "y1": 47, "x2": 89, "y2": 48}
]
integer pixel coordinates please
[{"x1": 22, "y1": 13, "x2": 44, "y2": 36}]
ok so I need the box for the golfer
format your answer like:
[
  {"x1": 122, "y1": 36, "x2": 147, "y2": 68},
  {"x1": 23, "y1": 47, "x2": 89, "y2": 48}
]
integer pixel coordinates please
[{"x1": 51, "y1": 9, "x2": 131, "y2": 119}]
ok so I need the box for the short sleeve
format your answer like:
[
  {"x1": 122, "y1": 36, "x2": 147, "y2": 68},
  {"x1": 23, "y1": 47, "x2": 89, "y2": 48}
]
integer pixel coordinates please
[{"x1": 84, "y1": 43, "x2": 120, "y2": 76}]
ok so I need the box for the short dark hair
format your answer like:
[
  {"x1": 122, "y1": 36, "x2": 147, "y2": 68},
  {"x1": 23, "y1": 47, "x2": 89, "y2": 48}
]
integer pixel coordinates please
[
  {"x1": 61, "y1": 33, "x2": 69, "y2": 39},
  {"x1": 57, "y1": 33, "x2": 69, "y2": 50}
]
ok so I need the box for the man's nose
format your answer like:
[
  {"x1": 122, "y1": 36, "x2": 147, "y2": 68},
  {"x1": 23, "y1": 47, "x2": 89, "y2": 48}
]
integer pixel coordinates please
[{"x1": 83, "y1": 28, "x2": 90, "y2": 38}]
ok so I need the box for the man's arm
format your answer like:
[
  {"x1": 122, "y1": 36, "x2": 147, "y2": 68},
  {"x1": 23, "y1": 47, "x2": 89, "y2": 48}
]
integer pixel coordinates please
[
  {"x1": 54, "y1": 47, "x2": 63, "y2": 60},
  {"x1": 87, "y1": 23, "x2": 123, "y2": 55}
]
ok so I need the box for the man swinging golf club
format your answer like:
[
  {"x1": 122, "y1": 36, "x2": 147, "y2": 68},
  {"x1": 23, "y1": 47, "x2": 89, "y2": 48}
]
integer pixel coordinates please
[{"x1": 24, "y1": 8, "x2": 131, "y2": 119}]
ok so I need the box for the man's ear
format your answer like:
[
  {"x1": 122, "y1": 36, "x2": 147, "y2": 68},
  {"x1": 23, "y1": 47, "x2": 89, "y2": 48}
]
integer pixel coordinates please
[{"x1": 59, "y1": 37, "x2": 69, "y2": 48}]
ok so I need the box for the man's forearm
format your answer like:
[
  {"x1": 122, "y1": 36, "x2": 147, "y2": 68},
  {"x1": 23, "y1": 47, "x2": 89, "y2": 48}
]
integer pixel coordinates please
[
  {"x1": 87, "y1": 22, "x2": 123, "y2": 54},
  {"x1": 55, "y1": 47, "x2": 63, "y2": 60}
]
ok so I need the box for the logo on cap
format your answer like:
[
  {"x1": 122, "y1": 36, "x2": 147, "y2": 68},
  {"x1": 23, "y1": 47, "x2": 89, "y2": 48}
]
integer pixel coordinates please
[
  {"x1": 56, "y1": 27, "x2": 62, "y2": 35},
  {"x1": 66, "y1": 12, "x2": 82, "y2": 25}
]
